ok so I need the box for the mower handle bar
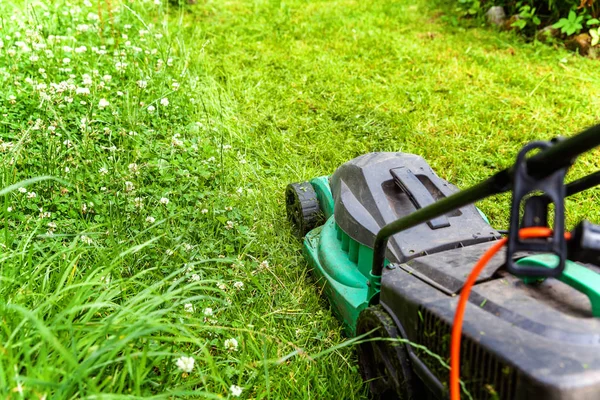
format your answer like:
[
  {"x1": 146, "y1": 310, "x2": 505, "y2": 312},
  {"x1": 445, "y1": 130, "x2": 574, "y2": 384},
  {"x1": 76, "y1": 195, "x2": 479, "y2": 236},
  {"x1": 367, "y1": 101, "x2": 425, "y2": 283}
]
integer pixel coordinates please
[
  {"x1": 371, "y1": 123, "x2": 600, "y2": 278},
  {"x1": 565, "y1": 170, "x2": 600, "y2": 197}
]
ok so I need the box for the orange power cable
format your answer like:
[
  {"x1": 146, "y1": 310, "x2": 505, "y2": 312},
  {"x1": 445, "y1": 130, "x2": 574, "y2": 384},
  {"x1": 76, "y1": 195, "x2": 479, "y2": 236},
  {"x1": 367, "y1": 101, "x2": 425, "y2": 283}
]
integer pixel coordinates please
[{"x1": 449, "y1": 227, "x2": 571, "y2": 400}]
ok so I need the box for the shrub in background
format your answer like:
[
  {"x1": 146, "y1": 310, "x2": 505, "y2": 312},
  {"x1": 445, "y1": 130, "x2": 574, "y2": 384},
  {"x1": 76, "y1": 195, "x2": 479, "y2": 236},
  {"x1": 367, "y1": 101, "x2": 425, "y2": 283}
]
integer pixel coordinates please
[
  {"x1": 458, "y1": 0, "x2": 598, "y2": 30},
  {"x1": 457, "y1": 0, "x2": 600, "y2": 54}
]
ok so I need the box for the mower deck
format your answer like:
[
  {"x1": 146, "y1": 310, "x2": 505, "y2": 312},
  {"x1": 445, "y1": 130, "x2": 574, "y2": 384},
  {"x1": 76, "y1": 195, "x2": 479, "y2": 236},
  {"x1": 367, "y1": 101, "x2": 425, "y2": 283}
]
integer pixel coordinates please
[{"x1": 286, "y1": 149, "x2": 600, "y2": 400}]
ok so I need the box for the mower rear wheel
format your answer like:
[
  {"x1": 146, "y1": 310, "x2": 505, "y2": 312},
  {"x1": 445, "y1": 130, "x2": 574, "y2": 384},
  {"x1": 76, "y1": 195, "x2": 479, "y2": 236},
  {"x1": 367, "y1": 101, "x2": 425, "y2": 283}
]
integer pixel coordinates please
[
  {"x1": 357, "y1": 305, "x2": 423, "y2": 400},
  {"x1": 285, "y1": 182, "x2": 322, "y2": 238}
]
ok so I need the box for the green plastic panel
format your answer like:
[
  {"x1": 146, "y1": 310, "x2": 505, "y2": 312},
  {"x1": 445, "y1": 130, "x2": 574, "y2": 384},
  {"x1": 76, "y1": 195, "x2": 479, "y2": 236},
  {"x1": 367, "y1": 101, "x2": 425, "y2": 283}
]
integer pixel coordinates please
[
  {"x1": 303, "y1": 175, "x2": 387, "y2": 335},
  {"x1": 517, "y1": 255, "x2": 600, "y2": 317},
  {"x1": 309, "y1": 176, "x2": 334, "y2": 219},
  {"x1": 304, "y1": 218, "x2": 375, "y2": 335}
]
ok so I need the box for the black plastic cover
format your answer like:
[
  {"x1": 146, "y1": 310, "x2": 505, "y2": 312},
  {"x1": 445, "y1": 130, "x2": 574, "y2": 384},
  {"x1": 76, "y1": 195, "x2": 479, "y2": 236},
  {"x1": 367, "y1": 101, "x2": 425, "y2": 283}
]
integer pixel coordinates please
[
  {"x1": 381, "y1": 259, "x2": 600, "y2": 400},
  {"x1": 330, "y1": 152, "x2": 500, "y2": 263}
]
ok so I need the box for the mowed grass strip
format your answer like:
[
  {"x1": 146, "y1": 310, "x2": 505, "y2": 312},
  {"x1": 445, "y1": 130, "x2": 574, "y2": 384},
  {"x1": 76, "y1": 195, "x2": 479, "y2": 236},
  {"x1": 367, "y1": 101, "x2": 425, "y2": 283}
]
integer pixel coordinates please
[{"x1": 1, "y1": 0, "x2": 599, "y2": 399}]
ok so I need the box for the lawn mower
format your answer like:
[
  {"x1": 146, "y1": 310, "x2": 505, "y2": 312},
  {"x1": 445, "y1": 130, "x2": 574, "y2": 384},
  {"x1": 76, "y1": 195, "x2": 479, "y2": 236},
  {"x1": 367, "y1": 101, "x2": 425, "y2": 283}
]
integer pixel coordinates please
[{"x1": 285, "y1": 125, "x2": 600, "y2": 400}]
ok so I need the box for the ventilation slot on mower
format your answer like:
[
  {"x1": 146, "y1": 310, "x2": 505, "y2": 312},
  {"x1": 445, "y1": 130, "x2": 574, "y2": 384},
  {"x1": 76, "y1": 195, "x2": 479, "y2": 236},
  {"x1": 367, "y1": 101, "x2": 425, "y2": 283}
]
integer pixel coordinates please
[{"x1": 416, "y1": 307, "x2": 518, "y2": 400}]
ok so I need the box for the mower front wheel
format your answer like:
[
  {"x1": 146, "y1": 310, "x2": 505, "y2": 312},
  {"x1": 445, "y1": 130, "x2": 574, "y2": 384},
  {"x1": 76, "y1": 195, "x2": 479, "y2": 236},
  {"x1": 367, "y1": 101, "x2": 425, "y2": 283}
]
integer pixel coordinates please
[
  {"x1": 356, "y1": 305, "x2": 423, "y2": 400},
  {"x1": 285, "y1": 182, "x2": 322, "y2": 238}
]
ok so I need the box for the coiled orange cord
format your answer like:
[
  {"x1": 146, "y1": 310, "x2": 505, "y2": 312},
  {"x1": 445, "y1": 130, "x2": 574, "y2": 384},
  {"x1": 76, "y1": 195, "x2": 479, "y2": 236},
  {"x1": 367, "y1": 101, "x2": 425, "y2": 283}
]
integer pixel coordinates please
[{"x1": 449, "y1": 227, "x2": 571, "y2": 400}]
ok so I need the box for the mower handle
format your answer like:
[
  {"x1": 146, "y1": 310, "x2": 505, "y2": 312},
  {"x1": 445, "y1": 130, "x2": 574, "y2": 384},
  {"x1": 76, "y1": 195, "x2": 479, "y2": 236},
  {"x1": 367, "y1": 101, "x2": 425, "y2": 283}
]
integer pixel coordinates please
[
  {"x1": 565, "y1": 170, "x2": 600, "y2": 197},
  {"x1": 371, "y1": 123, "x2": 600, "y2": 279}
]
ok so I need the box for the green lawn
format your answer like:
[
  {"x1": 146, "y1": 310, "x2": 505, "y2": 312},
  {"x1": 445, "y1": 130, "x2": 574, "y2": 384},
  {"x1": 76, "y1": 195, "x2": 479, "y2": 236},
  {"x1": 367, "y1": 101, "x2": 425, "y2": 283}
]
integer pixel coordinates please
[{"x1": 1, "y1": 0, "x2": 599, "y2": 399}]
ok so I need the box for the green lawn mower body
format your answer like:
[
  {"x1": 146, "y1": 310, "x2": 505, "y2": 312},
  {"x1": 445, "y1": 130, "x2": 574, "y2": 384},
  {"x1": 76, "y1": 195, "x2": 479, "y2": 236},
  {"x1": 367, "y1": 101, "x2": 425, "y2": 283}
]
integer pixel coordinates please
[{"x1": 286, "y1": 152, "x2": 600, "y2": 400}]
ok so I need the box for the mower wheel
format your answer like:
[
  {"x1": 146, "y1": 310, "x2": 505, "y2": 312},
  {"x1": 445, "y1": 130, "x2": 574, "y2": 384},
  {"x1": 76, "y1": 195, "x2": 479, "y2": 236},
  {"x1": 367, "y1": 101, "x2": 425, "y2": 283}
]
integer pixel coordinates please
[
  {"x1": 285, "y1": 182, "x2": 322, "y2": 238},
  {"x1": 357, "y1": 305, "x2": 423, "y2": 400}
]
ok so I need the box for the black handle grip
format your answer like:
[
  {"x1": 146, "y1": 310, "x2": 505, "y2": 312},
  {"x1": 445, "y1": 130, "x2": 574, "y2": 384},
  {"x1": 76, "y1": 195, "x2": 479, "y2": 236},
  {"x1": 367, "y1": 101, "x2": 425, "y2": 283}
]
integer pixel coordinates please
[
  {"x1": 390, "y1": 167, "x2": 450, "y2": 230},
  {"x1": 506, "y1": 141, "x2": 568, "y2": 278}
]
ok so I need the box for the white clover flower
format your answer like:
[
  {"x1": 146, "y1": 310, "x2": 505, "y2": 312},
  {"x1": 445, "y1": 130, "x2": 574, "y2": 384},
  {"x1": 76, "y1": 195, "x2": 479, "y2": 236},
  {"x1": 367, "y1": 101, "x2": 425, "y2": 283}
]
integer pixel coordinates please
[
  {"x1": 184, "y1": 303, "x2": 194, "y2": 313},
  {"x1": 27, "y1": 192, "x2": 37, "y2": 199},
  {"x1": 225, "y1": 221, "x2": 234, "y2": 230},
  {"x1": 102, "y1": 74, "x2": 112, "y2": 82},
  {"x1": 115, "y1": 61, "x2": 127, "y2": 72},
  {"x1": 217, "y1": 282, "x2": 227, "y2": 290},
  {"x1": 183, "y1": 243, "x2": 193, "y2": 251},
  {"x1": 166, "y1": 249, "x2": 174, "y2": 256},
  {"x1": 159, "y1": 197, "x2": 169, "y2": 205},
  {"x1": 82, "y1": 74, "x2": 93, "y2": 85},
  {"x1": 224, "y1": 338, "x2": 238, "y2": 352},
  {"x1": 172, "y1": 136, "x2": 183, "y2": 147},
  {"x1": 18, "y1": 187, "x2": 27, "y2": 193},
  {"x1": 134, "y1": 197, "x2": 143, "y2": 208},
  {"x1": 99, "y1": 167, "x2": 108, "y2": 175},
  {"x1": 201, "y1": 208, "x2": 208, "y2": 214},
  {"x1": 62, "y1": 57, "x2": 71, "y2": 64},
  {"x1": 80, "y1": 235, "x2": 93, "y2": 245},
  {"x1": 7, "y1": 207, "x2": 13, "y2": 212},
  {"x1": 136, "y1": 80, "x2": 147, "y2": 89},
  {"x1": 230, "y1": 385, "x2": 243, "y2": 397},
  {"x1": 36, "y1": 83, "x2": 47, "y2": 91},
  {"x1": 125, "y1": 181, "x2": 135, "y2": 191},
  {"x1": 128, "y1": 163, "x2": 139, "y2": 174},
  {"x1": 189, "y1": 274, "x2": 200, "y2": 282},
  {"x1": 87, "y1": 12, "x2": 100, "y2": 21},
  {"x1": 75, "y1": 46, "x2": 87, "y2": 53},
  {"x1": 174, "y1": 356, "x2": 195, "y2": 373},
  {"x1": 233, "y1": 281, "x2": 244, "y2": 291},
  {"x1": 64, "y1": 166, "x2": 70, "y2": 173},
  {"x1": 98, "y1": 98, "x2": 109, "y2": 109},
  {"x1": 63, "y1": 45, "x2": 73, "y2": 52},
  {"x1": 117, "y1": 91, "x2": 124, "y2": 96},
  {"x1": 29, "y1": 54, "x2": 39, "y2": 62},
  {"x1": 146, "y1": 216, "x2": 155, "y2": 223},
  {"x1": 203, "y1": 307, "x2": 213, "y2": 316},
  {"x1": 160, "y1": 98, "x2": 169, "y2": 106},
  {"x1": 172, "y1": 81, "x2": 180, "y2": 90},
  {"x1": 76, "y1": 24, "x2": 90, "y2": 32},
  {"x1": 147, "y1": 105, "x2": 155, "y2": 113},
  {"x1": 154, "y1": 0, "x2": 161, "y2": 4}
]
